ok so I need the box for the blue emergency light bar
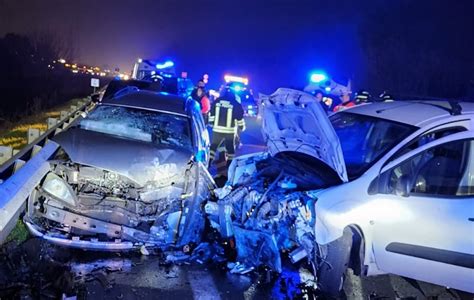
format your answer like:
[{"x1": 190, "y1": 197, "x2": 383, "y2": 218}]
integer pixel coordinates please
[
  {"x1": 156, "y1": 60, "x2": 174, "y2": 69},
  {"x1": 310, "y1": 72, "x2": 327, "y2": 83},
  {"x1": 224, "y1": 74, "x2": 249, "y2": 85}
]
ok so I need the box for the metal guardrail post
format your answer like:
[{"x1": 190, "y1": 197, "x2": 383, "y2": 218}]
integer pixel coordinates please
[
  {"x1": 0, "y1": 146, "x2": 13, "y2": 165},
  {"x1": 60, "y1": 111, "x2": 68, "y2": 120},
  {"x1": 47, "y1": 117, "x2": 58, "y2": 129},
  {"x1": 27, "y1": 128, "x2": 40, "y2": 144}
]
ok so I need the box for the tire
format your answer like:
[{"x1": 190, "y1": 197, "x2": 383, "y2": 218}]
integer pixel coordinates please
[{"x1": 318, "y1": 228, "x2": 353, "y2": 298}]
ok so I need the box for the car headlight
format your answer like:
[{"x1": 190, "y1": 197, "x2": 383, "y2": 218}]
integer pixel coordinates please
[{"x1": 42, "y1": 173, "x2": 76, "y2": 206}]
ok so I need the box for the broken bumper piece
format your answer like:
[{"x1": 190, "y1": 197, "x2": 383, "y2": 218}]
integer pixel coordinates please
[{"x1": 24, "y1": 218, "x2": 136, "y2": 251}]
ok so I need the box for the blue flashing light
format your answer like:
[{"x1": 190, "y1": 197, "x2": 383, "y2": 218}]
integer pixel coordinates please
[
  {"x1": 195, "y1": 150, "x2": 206, "y2": 163},
  {"x1": 325, "y1": 86, "x2": 331, "y2": 92},
  {"x1": 310, "y1": 72, "x2": 327, "y2": 83},
  {"x1": 156, "y1": 60, "x2": 174, "y2": 69}
]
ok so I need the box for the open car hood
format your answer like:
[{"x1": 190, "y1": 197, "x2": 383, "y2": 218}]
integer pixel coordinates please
[{"x1": 261, "y1": 88, "x2": 347, "y2": 182}]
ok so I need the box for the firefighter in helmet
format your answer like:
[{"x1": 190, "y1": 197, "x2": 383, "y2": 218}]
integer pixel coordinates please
[
  {"x1": 208, "y1": 85, "x2": 246, "y2": 181},
  {"x1": 354, "y1": 90, "x2": 371, "y2": 104}
]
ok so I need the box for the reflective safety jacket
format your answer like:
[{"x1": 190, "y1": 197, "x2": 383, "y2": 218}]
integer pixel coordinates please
[
  {"x1": 208, "y1": 96, "x2": 246, "y2": 134},
  {"x1": 333, "y1": 101, "x2": 355, "y2": 112}
]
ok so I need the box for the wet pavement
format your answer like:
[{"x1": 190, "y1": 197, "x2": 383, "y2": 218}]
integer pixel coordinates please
[
  {"x1": 1, "y1": 237, "x2": 472, "y2": 300},
  {"x1": 0, "y1": 238, "x2": 317, "y2": 299},
  {"x1": 1, "y1": 117, "x2": 473, "y2": 299}
]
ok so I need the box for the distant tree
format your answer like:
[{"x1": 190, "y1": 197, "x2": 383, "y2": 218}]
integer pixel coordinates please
[{"x1": 0, "y1": 32, "x2": 84, "y2": 120}]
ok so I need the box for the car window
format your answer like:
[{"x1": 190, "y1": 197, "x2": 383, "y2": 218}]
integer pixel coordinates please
[
  {"x1": 79, "y1": 105, "x2": 193, "y2": 151},
  {"x1": 387, "y1": 139, "x2": 474, "y2": 197},
  {"x1": 387, "y1": 126, "x2": 466, "y2": 163},
  {"x1": 330, "y1": 112, "x2": 416, "y2": 179}
]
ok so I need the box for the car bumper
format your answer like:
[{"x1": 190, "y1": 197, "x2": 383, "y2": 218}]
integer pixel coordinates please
[{"x1": 24, "y1": 217, "x2": 137, "y2": 251}]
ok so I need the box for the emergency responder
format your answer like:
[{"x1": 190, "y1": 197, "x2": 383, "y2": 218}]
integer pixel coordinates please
[
  {"x1": 333, "y1": 90, "x2": 355, "y2": 112},
  {"x1": 313, "y1": 89, "x2": 330, "y2": 112},
  {"x1": 322, "y1": 96, "x2": 333, "y2": 111},
  {"x1": 191, "y1": 80, "x2": 210, "y2": 123},
  {"x1": 354, "y1": 90, "x2": 371, "y2": 104},
  {"x1": 379, "y1": 91, "x2": 394, "y2": 102},
  {"x1": 208, "y1": 86, "x2": 246, "y2": 180}
]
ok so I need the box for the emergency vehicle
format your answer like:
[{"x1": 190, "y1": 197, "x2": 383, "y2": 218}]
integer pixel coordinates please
[
  {"x1": 224, "y1": 74, "x2": 257, "y2": 116},
  {"x1": 131, "y1": 58, "x2": 193, "y2": 98}
]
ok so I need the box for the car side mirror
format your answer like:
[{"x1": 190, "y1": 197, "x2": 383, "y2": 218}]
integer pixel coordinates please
[{"x1": 395, "y1": 175, "x2": 411, "y2": 197}]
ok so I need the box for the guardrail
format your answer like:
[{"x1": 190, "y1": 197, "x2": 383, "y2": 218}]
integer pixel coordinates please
[{"x1": 0, "y1": 98, "x2": 94, "y2": 244}]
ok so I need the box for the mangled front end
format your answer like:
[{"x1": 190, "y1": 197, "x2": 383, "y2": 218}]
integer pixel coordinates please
[
  {"x1": 206, "y1": 152, "x2": 339, "y2": 273},
  {"x1": 24, "y1": 131, "x2": 214, "y2": 251},
  {"x1": 206, "y1": 88, "x2": 347, "y2": 273}
]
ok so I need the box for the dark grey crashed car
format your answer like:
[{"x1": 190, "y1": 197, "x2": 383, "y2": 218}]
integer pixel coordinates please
[{"x1": 24, "y1": 90, "x2": 214, "y2": 250}]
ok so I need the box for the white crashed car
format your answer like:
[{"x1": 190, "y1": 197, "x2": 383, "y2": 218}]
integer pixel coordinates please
[{"x1": 211, "y1": 88, "x2": 474, "y2": 296}]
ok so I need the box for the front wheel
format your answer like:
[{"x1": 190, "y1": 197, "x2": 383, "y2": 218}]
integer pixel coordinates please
[{"x1": 317, "y1": 228, "x2": 353, "y2": 298}]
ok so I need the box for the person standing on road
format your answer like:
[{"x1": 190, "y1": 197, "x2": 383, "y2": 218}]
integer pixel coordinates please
[
  {"x1": 208, "y1": 86, "x2": 246, "y2": 180},
  {"x1": 333, "y1": 90, "x2": 355, "y2": 112},
  {"x1": 379, "y1": 91, "x2": 394, "y2": 102},
  {"x1": 354, "y1": 90, "x2": 371, "y2": 104},
  {"x1": 313, "y1": 89, "x2": 331, "y2": 112},
  {"x1": 191, "y1": 80, "x2": 211, "y2": 123}
]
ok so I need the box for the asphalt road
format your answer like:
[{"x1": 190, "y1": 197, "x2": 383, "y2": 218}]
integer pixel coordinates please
[{"x1": 1, "y1": 116, "x2": 472, "y2": 299}]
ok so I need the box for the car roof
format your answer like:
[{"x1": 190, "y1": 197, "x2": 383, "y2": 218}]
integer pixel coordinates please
[
  {"x1": 101, "y1": 90, "x2": 190, "y2": 116},
  {"x1": 102, "y1": 79, "x2": 161, "y2": 100},
  {"x1": 344, "y1": 100, "x2": 474, "y2": 127}
]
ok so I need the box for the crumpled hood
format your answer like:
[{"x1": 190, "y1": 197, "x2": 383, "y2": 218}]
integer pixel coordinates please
[
  {"x1": 53, "y1": 127, "x2": 193, "y2": 187},
  {"x1": 261, "y1": 88, "x2": 347, "y2": 182}
]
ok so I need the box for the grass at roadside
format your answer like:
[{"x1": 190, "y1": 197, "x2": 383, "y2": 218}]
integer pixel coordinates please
[
  {"x1": 0, "y1": 98, "x2": 85, "y2": 150},
  {"x1": 4, "y1": 220, "x2": 30, "y2": 244}
]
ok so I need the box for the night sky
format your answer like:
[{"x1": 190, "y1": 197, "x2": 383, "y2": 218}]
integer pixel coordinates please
[{"x1": 0, "y1": 0, "x2": 472, "y2": 94}]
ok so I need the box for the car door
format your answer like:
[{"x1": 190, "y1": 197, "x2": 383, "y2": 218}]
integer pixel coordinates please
[{"x1": 371, "y1": 132, "x2": 474, "y2": 293}]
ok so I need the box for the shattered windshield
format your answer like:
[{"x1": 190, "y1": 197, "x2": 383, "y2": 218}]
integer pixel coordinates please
[
  {"x1": 79, "y1": 105, "x2": 192, "y2": 151},
  {"x1": 330, "y1": 112, "x2": 416, "y2": 179}
]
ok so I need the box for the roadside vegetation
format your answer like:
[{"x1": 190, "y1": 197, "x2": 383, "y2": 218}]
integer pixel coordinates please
[{"x1": 0, "y1": 97, "x2": 84, "y2": 149}]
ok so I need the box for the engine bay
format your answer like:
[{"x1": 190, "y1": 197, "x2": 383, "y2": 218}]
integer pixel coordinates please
[
  {"x1": 204, "y1": 152, "x2": 336, "y2": 274},
  {"x1": 25, "y1": 153, "x2": 215, "y2": 251}
]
